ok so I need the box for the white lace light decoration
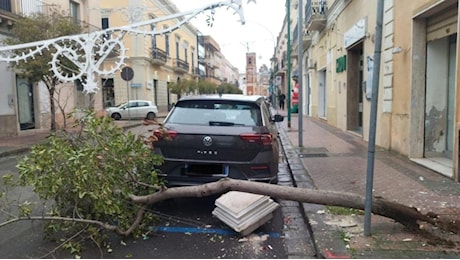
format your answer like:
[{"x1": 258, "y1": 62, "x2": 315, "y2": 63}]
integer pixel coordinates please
[{"x1": 0, "y1": 0, "x2": 247, "y2": 93}]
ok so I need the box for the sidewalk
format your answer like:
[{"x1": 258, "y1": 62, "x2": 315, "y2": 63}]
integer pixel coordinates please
[
  {"x1": 278, "y1": 113, "x2": 460, "y2": 258},
  {"x1": 0, "y1": 119, "x2": 146, "y2": 157}
]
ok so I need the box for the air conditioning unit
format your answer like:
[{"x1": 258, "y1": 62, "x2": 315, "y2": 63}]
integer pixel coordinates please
[{"x1": 307, "y1": 59, "x2": 316, "y2": 70}]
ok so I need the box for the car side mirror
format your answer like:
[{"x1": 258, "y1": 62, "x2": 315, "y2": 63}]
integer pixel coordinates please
[{"x1": 272, "y1": 114, "x2": 284, "y2": 122}]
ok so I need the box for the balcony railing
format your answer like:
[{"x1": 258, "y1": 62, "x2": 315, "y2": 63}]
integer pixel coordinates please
[
  {"x1": 173, "y1": 58, "x2": 189, "y2": 73},
  {"x1": 195, "y1": 67, "x2": 206, "y2": 78},
  {"x1": 0, "y1": 1, "x2": 100, "y2": 34},
  {"x1": 151, "y1": 47, "x2": 167, "y2": 65},
  {"x1": 0, "y1": 0, "x2": 55, "y2": 17},
  {"x1": 303, "y1": 29, "x2": 312, "y2": 49},
  {"x1": 305, "y1": 0, "x2": 327, "y2": 32}
]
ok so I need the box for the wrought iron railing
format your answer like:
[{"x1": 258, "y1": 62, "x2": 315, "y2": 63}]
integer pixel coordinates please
[
  {"x1": 175, "y1": 58, "x2": 189, "y2": 72},
  {"x1": 0, "y1": 0, "x2": 55, "y2": 16},
  {"x1": 152, "y1": 47, "x2": 167, "y2": 63},
  {"x1": 305, "y1": 0, "x2": 327, "y2": 24}
]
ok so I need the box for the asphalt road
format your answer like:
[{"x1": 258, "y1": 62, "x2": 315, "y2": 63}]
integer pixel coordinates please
[{"x1": 0, "y1": 122, "x2": 316, "y2": 258}]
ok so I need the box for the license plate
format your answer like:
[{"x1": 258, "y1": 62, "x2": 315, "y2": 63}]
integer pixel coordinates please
[{"x1": 183, "y1": 164, "x2": 229, "y2": 177}]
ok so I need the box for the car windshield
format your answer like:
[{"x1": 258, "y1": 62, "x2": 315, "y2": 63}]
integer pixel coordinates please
[{"x1": 166, "y1": 100, "x2": 262, "y2": 126}]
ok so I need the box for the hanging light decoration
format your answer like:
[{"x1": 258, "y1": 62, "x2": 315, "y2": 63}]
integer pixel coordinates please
[{"x1": 0, "y1": 0, "x2": 248, "y2": 93}]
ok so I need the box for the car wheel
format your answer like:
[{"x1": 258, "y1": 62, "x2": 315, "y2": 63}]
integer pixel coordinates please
[
  {"x1": 146, "y1": 112, "x2": 156, "y2": 120},
  {"x1": 112, "y1": 113, "x2": 121, "y2": 120}
]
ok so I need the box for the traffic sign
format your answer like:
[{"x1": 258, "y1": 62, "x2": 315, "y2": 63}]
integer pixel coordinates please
[{"x1": 121, "y1": 66, "x2": 134, "y2": 81}]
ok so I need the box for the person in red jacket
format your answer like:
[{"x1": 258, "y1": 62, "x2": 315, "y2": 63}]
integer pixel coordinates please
[{"x1": 291, "y1": 83, "x2": 299, "y2": 113}]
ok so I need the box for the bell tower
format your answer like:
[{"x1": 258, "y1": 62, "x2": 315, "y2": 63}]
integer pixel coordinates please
[{"x1": 245, "y1": 52, "x2": 257, "y2": 95}]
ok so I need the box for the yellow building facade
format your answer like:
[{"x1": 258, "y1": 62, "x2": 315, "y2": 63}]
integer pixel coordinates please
[
  {"x1": 100, "y1": 0, "x2": 199, "y2": 112},
  {"x1": 289, "y1": 0, "x2": 460, "y2": 181}
]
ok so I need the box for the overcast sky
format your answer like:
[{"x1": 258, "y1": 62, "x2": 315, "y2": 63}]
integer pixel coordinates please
[{"x1": 171, "y1": 0, "x2": 286, "y2": 73}]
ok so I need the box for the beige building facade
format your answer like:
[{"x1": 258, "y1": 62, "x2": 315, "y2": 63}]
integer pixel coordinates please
[
  {"x1": 279, "y1": 0, "x2": 460, "y2": 181},
  {"x1": 0, "y1": 0, "x2": 101, "y2": 137},
  {"x1": 100, "y1": 0, "x2": 200, "y2": 113}
]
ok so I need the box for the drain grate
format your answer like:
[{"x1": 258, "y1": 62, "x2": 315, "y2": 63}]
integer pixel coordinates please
[{"x1": 298, "y1": 153, "x2": 328, "y2": 158}]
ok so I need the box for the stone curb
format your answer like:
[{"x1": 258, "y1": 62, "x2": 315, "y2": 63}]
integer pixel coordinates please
[{"x1": 277, "y1": 122, "x2": 351, "y2": 259}]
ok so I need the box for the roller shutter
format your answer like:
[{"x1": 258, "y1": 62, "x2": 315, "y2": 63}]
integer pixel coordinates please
[{"x1": 427, "y1": 6, "x2": 458, "y2": 42}]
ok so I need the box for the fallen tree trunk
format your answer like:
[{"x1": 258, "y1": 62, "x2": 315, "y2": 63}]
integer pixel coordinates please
[{"x1": 130, "y1": 178, "x2": 440, "y2": 232}]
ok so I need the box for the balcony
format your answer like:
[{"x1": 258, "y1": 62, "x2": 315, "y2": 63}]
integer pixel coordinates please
[
  {"x1": 0, "y1": 1, "x2": 97, "y2": 33},
  {"x1": 194, "y1": 67, "x2": 205, "y2": 77},
  {"x1": 173, "y1": 58, "x2": 189, "y2": 74},
  {"x1": 305, "y1": 0, "x2": 327, "y2": 32},
  {"x1": 151, "y1": 47, "x2": 167, "y2": 65},
  {"x1": 303, "y1": 30, "x2": 312, "y2": 50},
  {"x1": 0, "y1": 0, "x2": 54, "y2": 19}
]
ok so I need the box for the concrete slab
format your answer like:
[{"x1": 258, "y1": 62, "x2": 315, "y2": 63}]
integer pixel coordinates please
[
  {"x1": 214, "y1": 191, "x2": 270, "y2": 218},
  {"x1": 212, "y1": 191, "x2": 279, "y2": 236}
]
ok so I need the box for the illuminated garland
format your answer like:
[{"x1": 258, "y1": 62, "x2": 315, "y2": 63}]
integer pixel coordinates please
[{"x1": 0, "y1": 0, "x2": 251, "y2": 93}]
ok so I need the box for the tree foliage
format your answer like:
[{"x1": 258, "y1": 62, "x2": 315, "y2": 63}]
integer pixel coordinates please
[
  {"x1": 15, "y1": 110, "x2": 164, "y2": 255},
  {"x1": 4, "y1": 8, "x2": 84, "y2": 131},
  {"x1": 217, "y1": 83, "x2": 243, "y2": 94},
  {"x1": 168, "y1": 79, "x2": 242, "y2": 97}
]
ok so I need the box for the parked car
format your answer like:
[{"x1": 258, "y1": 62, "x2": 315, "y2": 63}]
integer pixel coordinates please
[
  {"x1": 105, "y1": 100, "x2": 158, "y2": 120},
  {"x1": 153, "y1": 94, "x2": 284, "y2": 187}
]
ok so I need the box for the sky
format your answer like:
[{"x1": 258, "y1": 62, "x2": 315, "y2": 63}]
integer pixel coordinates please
[{"x1": 171, "y1": 0, "x2": 286, "y2": 73}]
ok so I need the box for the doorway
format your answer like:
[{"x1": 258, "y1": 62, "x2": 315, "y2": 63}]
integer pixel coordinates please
[
  {"x1": 16, "y1": 77, "x2": 35, "y2": 130},
  {"x1": 346, "y1": 42, "x2": 364, "y2": 134},
  {"x1": 424, "y1": 34, "x2": 456, "y2": 160},
  {"x1": 317, "y1": 69, "x2": 326, "y2": 118},
  {"x1": 102, "y1": 78, "x2": 115, "y2": 108}
]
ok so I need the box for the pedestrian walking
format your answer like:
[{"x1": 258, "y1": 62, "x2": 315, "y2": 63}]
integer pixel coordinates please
[{"x1": 278, "y1": 93, "x2": 286, "y2": 110}]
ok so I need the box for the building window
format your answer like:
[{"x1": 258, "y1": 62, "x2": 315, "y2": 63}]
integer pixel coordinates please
[
  {"x1": 149, "y1": 15, "x2": 156, "y2": 51},
  {"x1": 75, "y1": 78, "x2": 85, "y2": 91},
  {"x1": 101, "y1": 17, "x2": 110, "y2": 40},
  {"x1": 70, "y1": 1, "x2": 80, "y2": 24},
  {"x1": 176, "y1": 41, "x2": 180, "y2": 59},
  {"x1": 184, "y1": 48, "x2": 188, "y2": 63},
  {"x1": 165, "y1": 34, "x2": 170, "y2": 56},
  {"x1": 191, "y1": 50, "x2": 195, "y2": 73},
  {"x1": 101, "y1": 17, "x2": 109, "y2": 29}
]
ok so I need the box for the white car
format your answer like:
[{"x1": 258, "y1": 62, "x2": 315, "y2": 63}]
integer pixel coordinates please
[{"x1": 106, "y1": 100, "x2": 158, "y2": 120}]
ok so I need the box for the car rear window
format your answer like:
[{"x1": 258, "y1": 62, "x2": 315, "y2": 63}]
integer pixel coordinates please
[{"x1": 166, "y1": 100, "x2": 262, "y2": 126}]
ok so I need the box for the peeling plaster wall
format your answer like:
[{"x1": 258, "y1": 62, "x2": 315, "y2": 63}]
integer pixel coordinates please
[{"x1": 425, "y1": 37, "x2": 449, "y2": 155}]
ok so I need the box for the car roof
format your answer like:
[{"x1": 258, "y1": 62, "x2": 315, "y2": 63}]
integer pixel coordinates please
[{"x1": 177, "y1": 94, "x2": 265, "y2": 103}]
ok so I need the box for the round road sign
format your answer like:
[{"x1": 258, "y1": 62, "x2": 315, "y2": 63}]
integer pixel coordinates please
[{"x1": 121, "y1": 66, "x2": 134, "y2": 81}]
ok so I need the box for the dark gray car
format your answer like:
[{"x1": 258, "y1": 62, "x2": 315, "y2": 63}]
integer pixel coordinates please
[{"x1": 153, "y1": 94, "x2": 284, "y2": 186}]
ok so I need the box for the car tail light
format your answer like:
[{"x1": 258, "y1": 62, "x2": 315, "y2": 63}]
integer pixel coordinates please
[
  {"x1": 154, "y1": 129, "x2": 178, "y2": 140},
  {"x1": 240, "y1": 133, "x2": 273, "y2": 145},
  {"x1": 250, "y1": 165, "x2": 269, "y2": 170}
]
